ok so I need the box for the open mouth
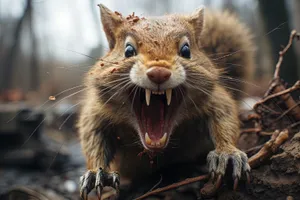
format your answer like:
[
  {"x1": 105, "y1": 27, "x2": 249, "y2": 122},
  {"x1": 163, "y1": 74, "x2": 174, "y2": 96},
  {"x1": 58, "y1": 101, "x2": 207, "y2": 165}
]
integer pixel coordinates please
[{"x1": 130, "y1": 87, "x2": 183, "y2": 151}]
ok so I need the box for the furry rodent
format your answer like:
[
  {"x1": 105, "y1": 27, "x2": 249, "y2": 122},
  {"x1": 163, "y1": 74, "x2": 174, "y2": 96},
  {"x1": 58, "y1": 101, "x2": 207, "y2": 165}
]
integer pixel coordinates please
[{"x1": 78, "y1": 4, "x2": 254, "y2": 199}]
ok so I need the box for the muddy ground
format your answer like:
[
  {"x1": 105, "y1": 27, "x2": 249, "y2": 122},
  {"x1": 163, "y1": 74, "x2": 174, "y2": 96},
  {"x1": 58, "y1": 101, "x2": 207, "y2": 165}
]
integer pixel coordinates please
[{"x1": 0, "y1": 122, "x2": 299, "y2": 200}]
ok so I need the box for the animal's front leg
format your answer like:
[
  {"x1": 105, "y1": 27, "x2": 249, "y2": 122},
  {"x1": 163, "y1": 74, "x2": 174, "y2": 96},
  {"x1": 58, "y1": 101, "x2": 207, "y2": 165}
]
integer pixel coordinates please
[
  {"x1": 78, "y1": 121, "x2": 120, "y2": 200},
  {"x1": 206, "y1": 92, "x2": 250, "y2": 190}
]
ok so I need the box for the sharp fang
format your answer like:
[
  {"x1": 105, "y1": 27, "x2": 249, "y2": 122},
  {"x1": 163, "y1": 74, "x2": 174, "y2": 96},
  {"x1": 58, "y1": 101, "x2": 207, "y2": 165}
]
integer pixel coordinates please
[
  {"x1": 145, "y1": 132, "x2": 152, "y2": 145},
  {"x1": 146, "y1": 89, "x2": 151, "y2": 106},
  {"x1": 166, "y1": 89, "x2": 172, "y2": 105},
  {"x1": 159, "y1": 132, "x2": 167, "y2": 145}
]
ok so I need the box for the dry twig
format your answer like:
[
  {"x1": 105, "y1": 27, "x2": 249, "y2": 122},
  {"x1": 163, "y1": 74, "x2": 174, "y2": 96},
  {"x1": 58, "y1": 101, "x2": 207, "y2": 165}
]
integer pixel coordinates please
[
  {"x1": 255, "y1": 81, "x2": 300, "y2": 120},
  {"x1": 273, "y1": 30, "x2": 300, "y2": 79},
  {"x1": 134, "y1": 175, "x2": 209, "y2": 200},
  {"x1": 256, "y1": 81, "x2": 300, "y2": 108},
  {"x1": 245, "y1": 144, "x2": 264, "y2": 155},
  {"x1": 248, "y1": 129, "x2": 289, "y2": 168},
  {"x1": 260, "y1": 30, "x2": 300, "y2": 121},
  {"x1": 241, "y1": 128, "x2": 262, "y2": 134},
  {"x1": 271, "y1": 101, "x2": 300, "y2": 123},
  {"x1": 264, "y1": 30, "x2": 299, "y2": 97}
]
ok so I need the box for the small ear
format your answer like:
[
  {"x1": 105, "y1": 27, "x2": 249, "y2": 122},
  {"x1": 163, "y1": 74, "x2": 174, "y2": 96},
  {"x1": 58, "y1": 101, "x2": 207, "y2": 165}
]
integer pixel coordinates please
[
  {"x1": 187, "y1": 6, "x2": 205, "y2": 35},
  {"x1": 98, "y1": 4, "x2": 123, "y2": 49}
]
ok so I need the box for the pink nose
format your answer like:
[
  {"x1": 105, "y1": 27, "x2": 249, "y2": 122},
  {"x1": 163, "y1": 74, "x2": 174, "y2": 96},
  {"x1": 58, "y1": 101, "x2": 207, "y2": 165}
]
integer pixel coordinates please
[{"x1": 146, "y1": 67, "x2": 171, "y2": 84}]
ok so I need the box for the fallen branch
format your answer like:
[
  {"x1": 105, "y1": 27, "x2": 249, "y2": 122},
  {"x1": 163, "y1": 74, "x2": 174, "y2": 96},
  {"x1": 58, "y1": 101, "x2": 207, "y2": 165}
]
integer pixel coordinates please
[
  {"x1": 254, "y1": 80, "x2": 300, "y2": 120},
  {"x1": 134, "y1": 175, "x2": 209, "y2": 200},
  {"x1": 248, "y1": 129, "x2": 289, "y2": 168},
  {"x1": 245, "y1": 144, "x2": 264, "y2": 155},
  {"x1": 256, "y1": 81, "x2": 300, "y2": 106}
]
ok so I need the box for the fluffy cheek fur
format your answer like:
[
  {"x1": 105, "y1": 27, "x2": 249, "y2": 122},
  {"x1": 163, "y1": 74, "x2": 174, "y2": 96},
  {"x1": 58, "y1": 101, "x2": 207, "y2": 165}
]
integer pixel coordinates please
[
  {"x1": 179, "y1": 58, "x2": 218, "y2": 117},
  {"x1": 86, "y1": 60, "x2": 140, "y2": 125},
  {"x1": 129, "y1": 60, "x2": 186, "y2": 90}
]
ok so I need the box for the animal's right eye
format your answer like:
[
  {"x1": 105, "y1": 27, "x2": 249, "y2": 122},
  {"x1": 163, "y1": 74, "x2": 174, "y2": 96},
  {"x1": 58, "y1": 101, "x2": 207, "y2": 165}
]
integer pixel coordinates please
[
  {"x1": 125, "y1": 44, "x2": 137, "y2": 58},
  {"x1": 179, "y1": 43, "x2": 191, "y2": 59}
]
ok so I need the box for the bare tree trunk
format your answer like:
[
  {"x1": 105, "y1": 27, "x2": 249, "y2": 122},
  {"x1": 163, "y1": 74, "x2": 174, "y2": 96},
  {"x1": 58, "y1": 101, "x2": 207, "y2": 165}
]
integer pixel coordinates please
[
  {"x1": 28, "y1": 0, "x2": 39, "y2": 90},
  {"x1": 258, "y1": 0, "x2": 299, "y2": 84},
  {"x1": 0, "y1": 0, "x2": 31, "y2": 92}
]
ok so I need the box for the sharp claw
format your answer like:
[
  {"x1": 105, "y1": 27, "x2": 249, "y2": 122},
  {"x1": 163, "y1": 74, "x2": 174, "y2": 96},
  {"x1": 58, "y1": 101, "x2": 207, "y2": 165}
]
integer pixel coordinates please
[
  {"x1": 246, "y1": 171, "x2": 251, "y2": 184},
  {"x1": 233, "y1": 177, "x2": 239, "y2": 191},
  {"x1": 96, "y1": 185, "x2": 102, "y2": 200},
  {"x1": 112, "y1": 174, "x2": 120, "y2": 198},
  {"x1": 111, "y1": 172, "x2": 120, "y2": 191},
  {"x1": 115, "y1": 182, "x2": 120, "y2": 196},
  {"x1": 210, "y1": 172, "x2": 215, "y2": 180},
  {"x1": 206, "y1": 150, "x2": 251, "y2": 193},
  {"x1": 215, "y1": 174, "x2": 222, "y2": 189},
  {"x1": 114, "y1": 181, "x2": 119, "y2": 189},
  {"x1": 81, "y1": 188, "x2": 88, "y2": 200}
]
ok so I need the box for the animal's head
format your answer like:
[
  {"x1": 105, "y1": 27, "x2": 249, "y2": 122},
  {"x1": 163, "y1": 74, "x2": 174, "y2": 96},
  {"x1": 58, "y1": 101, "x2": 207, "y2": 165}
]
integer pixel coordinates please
[{"x1": 88, "y1": 4, "x2": 218, "y2": 151}]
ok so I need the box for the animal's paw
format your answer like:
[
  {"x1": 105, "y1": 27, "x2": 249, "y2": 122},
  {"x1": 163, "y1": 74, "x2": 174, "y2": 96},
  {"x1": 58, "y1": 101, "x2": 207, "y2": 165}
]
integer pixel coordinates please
[
  {"x1": 206, "y1": 149, "x2": 250, "y2": 190},
  {"x1": 79, "y1": 168, "x2": 120, "y2": 200}
]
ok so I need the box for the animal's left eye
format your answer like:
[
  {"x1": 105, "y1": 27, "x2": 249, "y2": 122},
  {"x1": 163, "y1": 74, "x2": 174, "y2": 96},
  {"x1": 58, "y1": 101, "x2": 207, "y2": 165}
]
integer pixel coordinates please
[
  {"x1": 125, "y1": 44, "x2": 137, "y2": 58},
  {"x1": 179, "y1": 43, "x2": 191, "y2": 59}
]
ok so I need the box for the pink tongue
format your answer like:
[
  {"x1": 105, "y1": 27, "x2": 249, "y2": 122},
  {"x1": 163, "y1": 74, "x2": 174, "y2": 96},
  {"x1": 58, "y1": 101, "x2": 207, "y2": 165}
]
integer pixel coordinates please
[{"x1": 142, "y1": 98, "x2": 165, "y2": 140}]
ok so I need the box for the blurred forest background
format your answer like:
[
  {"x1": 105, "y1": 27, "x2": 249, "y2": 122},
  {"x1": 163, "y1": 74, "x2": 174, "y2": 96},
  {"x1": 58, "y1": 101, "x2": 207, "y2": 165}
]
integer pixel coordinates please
[
  {"x1": 0, "y1": 0, "x2": 300, "y2": 104},
  {"x1": 0, "y1": 0, "x2": 300, "y2": 199}
]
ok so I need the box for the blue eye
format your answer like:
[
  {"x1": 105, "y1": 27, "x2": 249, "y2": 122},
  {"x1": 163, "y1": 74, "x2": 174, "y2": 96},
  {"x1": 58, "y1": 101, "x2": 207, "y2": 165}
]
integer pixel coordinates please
[
  {"x1": 180, "y1": 43, "x2": 191, "y2": 59},
  {"x1": 125, "y1": 44, "x2": 137, "y2": 58}
]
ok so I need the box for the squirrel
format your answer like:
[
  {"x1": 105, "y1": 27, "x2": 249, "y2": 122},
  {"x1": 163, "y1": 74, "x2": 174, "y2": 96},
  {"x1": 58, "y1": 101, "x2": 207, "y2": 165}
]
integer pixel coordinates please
[{"x1": 78, "y1": 4, "x2": 254, "y2": 200}]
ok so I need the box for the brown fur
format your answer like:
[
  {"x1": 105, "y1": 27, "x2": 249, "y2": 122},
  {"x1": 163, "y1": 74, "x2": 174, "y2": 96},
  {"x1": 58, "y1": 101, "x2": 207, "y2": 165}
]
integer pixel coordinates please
[
  {"x1": 77, "y1": 5, "x2": 255, "y2": 186},
  {"x1": 201, "y1": 10, "x2": 255, "y2": 99}
]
